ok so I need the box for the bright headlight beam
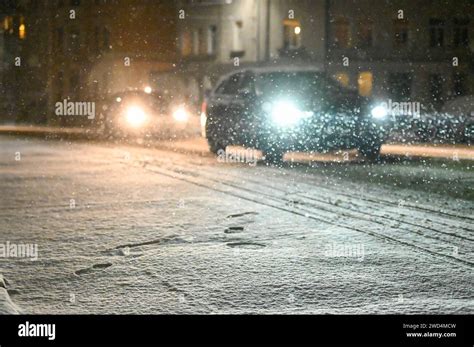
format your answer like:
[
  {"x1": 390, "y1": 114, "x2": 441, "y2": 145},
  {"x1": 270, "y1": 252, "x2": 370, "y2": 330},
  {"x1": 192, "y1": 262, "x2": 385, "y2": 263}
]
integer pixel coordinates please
[
  {"x1": 271, "y1": 101, "x2": 312, "y2": 127},
  {"x1": 371, "y1": 105, "x2": 388, "y2": 119},
  {"x1": 125, "y1": 106, "x2": 147, "y2": 127},
  {"x1": 172, "y1": 107, "x2": 189, "y2": 122}
]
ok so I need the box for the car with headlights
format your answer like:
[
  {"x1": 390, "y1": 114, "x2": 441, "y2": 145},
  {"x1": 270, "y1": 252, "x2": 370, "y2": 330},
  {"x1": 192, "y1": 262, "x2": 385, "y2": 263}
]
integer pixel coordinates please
[
  {"x1": 99, "y1": 90, "x2": 192, "y2": 139},
  {"x1": 201, "y1": 67, "x2": 391, "y2": 163}
]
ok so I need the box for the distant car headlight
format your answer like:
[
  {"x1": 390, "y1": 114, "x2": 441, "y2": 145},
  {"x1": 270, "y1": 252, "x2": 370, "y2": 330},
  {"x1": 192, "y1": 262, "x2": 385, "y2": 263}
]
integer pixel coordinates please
[
  {"x1": 269, "y1": 100, "x2": 313, "y2": 127},
  {"x1": 144, "y1": 86, "x2": 152, "y2": 94},
  {"x1": 371, "y1": 104, "x2": 388, "y2": 119},
  {"x1": 125, "y1": 106, "x2": 147, "y2": 127},
  {"x1": 172, "y1": 106, "x2": 190, "y2": 123}
]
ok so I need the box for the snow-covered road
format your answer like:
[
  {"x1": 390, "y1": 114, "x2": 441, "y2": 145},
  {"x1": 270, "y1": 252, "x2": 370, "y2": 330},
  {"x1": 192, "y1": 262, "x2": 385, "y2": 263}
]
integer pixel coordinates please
[{"x1": 0, "y1": 135, "x2": 472, "y2": 314}]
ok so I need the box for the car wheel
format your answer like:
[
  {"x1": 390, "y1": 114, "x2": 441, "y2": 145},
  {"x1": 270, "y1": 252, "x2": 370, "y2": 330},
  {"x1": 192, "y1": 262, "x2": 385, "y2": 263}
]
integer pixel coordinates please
[
  {"x1": 206, "y1": 117, "x2": 227, "y2": 154},
  {"x1": 207, "y1": 137, "x2": 227, "y2": 154}
]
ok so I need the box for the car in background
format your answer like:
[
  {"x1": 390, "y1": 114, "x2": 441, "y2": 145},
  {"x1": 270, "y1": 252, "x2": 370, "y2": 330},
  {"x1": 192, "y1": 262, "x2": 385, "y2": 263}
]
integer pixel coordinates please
[
  {"x1": 98, "y1": 90, "x2": 193, "y2": 139},
  {"x1": 201, "y1": 67, "x2": 391, "y2": 163}
]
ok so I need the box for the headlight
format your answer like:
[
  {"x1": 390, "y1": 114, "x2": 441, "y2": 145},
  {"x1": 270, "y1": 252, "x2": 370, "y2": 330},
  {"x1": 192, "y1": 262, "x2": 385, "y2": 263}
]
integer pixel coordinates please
[
  {"x1": 144, "y1": 86, "x2": 152, "y2": 94},
  {"x1": 371, "y1": 105, "x2": 388, "y2": 119},
  {"x1": 269, "y1": 101, "x2": 313, "y2": 127},
  {"x1": 172, "y1": 107, "x2": 190, "y2": 122},
  {"x1": 125, "y1": 106, "x2": 147, "y2": 127}
]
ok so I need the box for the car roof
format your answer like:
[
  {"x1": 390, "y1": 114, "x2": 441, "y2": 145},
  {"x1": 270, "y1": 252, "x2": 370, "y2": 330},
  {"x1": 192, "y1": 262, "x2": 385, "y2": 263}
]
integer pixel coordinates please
[
  {"x1": 214, "y1": 66, "x2": 325, "y2": 91},
  {"x1": 106, "y1": 91, "x2": 166, "y2": 103},
  {"x1": 245, "y1": 66, "x2": 323, "y2": 74},
  {"x1": 110, "y1": 90, "x2": 163, "y2": 98},
  {"x1": 221, "y1": 66, "x2": 323, "y2": 79}
]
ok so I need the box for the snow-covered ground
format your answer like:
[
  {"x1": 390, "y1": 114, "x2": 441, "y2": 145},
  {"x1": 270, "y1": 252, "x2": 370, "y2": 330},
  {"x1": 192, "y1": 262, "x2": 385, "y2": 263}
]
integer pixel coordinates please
[{"x1": 0, "y1": 135, "x2": 472, "y2": 314}]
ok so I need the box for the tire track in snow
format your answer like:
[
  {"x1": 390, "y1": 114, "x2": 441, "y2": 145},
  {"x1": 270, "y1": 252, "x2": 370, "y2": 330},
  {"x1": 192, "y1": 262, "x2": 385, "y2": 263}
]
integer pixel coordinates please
[
  {"x1": 130, "y1": 160, "x2": 473, "y2": 269},
  {"x1": 140, "y1": 155, "x2": 473, "y2": 243},
  {"x1": 189, "y1": 164, "x2": 474, "y2": 243},
  {"x1": 190, "y1": 161, "x2": 474, "y2": 232},
  {"x1": 173, "y1": 166, "x2": 474, "y2": 263},
  {"x1": 148, "y1": 137, "x2": 473, "y2": 221}
]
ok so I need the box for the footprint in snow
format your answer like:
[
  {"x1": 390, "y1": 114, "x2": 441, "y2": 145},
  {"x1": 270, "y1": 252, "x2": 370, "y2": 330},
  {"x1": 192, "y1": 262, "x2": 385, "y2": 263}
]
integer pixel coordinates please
[
  {"x1": 74, "y1": 263, "x2": 113, "y2": 276},
  {"x1": 227, "y1": 241, "x2": 266, "y2": 249},
  {"x1": 0, "y1": 274, "x2": 8, "y2": 289},
  {"x1": 226, "y1": 212, "x2": 258, "y2": 219},
  {"x1": 224, "y1": 226, "x2": 245, "y2": 234}
]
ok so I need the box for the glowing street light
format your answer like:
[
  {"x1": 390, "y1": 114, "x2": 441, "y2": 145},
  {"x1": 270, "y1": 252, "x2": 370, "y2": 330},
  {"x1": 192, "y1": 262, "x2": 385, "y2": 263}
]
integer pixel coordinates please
[{"x1": 19, "y1": 24, "x2": 26, "y2": 39}]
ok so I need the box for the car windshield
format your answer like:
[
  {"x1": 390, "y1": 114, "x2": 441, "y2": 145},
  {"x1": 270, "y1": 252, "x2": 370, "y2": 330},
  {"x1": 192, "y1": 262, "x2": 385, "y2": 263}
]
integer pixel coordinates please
[
  {"x1": 109, "y1": 92, "x2": 169, "y2": 111},
  {"x1": 256, "y1": 71, "x2": 336, "y2": 98}
]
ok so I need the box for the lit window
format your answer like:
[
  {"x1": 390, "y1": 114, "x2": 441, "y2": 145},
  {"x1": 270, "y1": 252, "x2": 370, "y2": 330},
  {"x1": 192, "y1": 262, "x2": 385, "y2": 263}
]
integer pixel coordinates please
[
  {"x1": 358, "y1": 72, "x2": 373, "y2": 97},
  {"x1": 334, "y1": 73, "x2": 350, "y2": 87},
  {"x1": 283, "y1": 20, "x2": 302, "y2": 50},
  {"x1": 3, "y1": 16, "x2": 13, "y2": 34},
  {"x1": 180, "y1": 31, "x2": 192, "y2": 56},
  {"x1": 19, "y1": 24, "x2": 26, "y2": 39},
  {"x1": 3, "y1": 17, "x2": 9, "y2": 31}
]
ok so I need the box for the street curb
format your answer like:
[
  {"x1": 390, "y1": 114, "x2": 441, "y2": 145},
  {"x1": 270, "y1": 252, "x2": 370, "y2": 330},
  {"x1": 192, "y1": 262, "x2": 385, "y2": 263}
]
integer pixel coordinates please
[{"x1": 0, "y1": 125, "x2": 94, "y2": 140}]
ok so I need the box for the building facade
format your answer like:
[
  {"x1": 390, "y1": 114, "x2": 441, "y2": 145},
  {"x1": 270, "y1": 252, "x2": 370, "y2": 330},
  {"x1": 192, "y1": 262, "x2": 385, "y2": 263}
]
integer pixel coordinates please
[
  {"x1": 326, "y1": 0, "x2": 474, "y2": 108},
  {"x1": 0, "y1": 0, "x2": 50, "y2": 124},
  {"x1": 47, "y1": 0, "x2": 178, "y2": 125},
  {"x1": 1, "y1": 0, "x2": 472, "y2": 125},
  {"x1": 1, "y1": 0, "x2": 178, "y2": 125},
  {"x1": 177, "y1": 0, "x2": 474, "y2": 110}
]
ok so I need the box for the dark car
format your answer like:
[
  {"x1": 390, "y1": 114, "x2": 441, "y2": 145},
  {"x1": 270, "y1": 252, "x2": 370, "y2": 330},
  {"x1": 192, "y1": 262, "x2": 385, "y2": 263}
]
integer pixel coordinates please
[
  {"x1": 99, "y1": 90, "x2": 193, "y2": 139},
  {"x1": 201, "y1": 67, "x2": 391, "y2": 163}
]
